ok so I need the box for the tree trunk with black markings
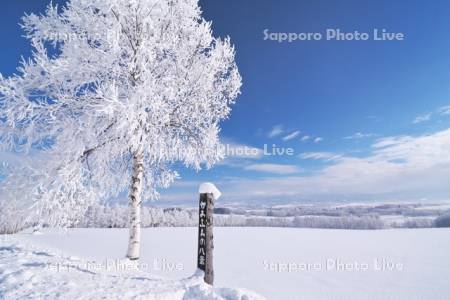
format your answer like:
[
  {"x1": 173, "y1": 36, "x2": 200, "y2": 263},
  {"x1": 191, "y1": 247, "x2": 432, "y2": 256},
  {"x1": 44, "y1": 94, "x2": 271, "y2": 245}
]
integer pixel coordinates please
[{"x1": 126, "y1": 150, "x2": 144, "y2": 260}]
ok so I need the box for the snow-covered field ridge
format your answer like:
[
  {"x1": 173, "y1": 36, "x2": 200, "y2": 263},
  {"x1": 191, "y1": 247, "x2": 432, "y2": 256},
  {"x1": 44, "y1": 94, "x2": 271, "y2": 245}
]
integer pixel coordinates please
[{"x1": 1, "y1": 227, "x2": 450, "y2": 300}]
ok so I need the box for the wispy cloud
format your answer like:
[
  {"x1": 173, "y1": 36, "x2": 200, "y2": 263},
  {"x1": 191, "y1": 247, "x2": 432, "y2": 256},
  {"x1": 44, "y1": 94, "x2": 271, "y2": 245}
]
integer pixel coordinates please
[
  {"x1": 244, "y1": 163, "x2": 302, "y2": 175},
  {"x1": 344, "y1": 132, "x2": 376, "y2": 140},
  {"x1": 413, "y1": 113, "x2": 432, "y2": 124},
  {"x1": 212, "y1": 128, "x2": 450, "y2": 202},
  {"x1": 313, "y1": 137, "x2": 323, "y2": 143},
  {"x1": 410, "y1": 105, "x2": 450, "y2": 125},
  {"x1": 267, "y1": 125, "x2": 284, "y2": 138},
  {"x1": 299, "y1": 152, "x2": 342, "y2": 162},
  {"x1": 282, "y1": 130, "x2": 300, "y2": 141},
  {"x1": 301, "y1": 135, "x2": 310, "y2": 142},
  {"x1": 439, "y1": 105, "x2": 450, "y2": 116}
]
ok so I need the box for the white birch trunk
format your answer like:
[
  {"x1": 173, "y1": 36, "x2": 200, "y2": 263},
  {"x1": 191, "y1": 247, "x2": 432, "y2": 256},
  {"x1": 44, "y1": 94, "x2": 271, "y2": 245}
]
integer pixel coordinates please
[{"x1": 126, "y1": 151, "x2": 144, "y2": 260}]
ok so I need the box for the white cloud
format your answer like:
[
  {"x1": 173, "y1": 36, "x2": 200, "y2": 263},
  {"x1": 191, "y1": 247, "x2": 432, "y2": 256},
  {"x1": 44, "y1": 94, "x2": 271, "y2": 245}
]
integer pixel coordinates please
[
  {"x1": 439, "y1": 105, "x2": 450, "y2": 116},
  {"x1": 344, "y1": 132, "x2": 375, "y2": 139},
  {"x1": 313, "y1": 137, "x2": 323, "y2": 143},
  {"x1": 409, "y1": 105, "x2": 450, "y2": 125},
  {"x1": 301, "y1": 135, "x2": 310, "y2": 142},
  {"x1": 244, "y1": 163, "x2": 302, "y2": 175},
  {"x1": 299, "y1": 152, "x2": 342, "y2": 162},
  {"x1": 282, "y1": 130, "x2": 300, "y2": 141},
  {"x1": 268, "y1": 125, "x2": 284, "y2": 138},
  {"x1": 213, "y1": 128, "x2": 450, "y2": 202},
  {"x1": 413, "y1": 113, "x2": 432, "y2": 124}
]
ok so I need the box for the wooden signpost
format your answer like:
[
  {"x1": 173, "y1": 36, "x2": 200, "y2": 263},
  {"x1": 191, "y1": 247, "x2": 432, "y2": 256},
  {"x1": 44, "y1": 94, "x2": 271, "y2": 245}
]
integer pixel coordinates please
[{"x1": 197, "y1": 183, "x2": 221, "y2": 285}]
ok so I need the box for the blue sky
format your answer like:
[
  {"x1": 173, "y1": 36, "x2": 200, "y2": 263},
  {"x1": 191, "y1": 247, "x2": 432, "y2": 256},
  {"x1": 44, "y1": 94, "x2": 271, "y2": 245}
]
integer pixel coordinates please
[{"x1": 1, "y1": 1, "x2": 450, "y2": 205}]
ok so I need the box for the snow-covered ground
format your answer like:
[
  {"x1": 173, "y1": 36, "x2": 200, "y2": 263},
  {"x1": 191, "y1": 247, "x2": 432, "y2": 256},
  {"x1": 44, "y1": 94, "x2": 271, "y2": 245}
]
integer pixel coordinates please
[{"x1": 1, "y1": 227, "x2": 450, "y2": 300}]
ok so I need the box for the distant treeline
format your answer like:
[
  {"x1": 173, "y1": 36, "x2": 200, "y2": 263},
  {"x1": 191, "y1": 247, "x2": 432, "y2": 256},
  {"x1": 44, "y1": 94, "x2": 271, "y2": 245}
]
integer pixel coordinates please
[
  {"x1": 2, "y1": 201, "x2": 450, "y2": 234},
  {"x1": 75, "y1": 202, "x2": 450, "y2": 230}
]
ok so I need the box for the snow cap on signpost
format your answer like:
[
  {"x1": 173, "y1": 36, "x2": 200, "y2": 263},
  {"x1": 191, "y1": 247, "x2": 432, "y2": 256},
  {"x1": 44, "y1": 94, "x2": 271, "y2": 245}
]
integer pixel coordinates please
[{"x1": 199, "y1": 182, "x2": 221, "y2": 200}]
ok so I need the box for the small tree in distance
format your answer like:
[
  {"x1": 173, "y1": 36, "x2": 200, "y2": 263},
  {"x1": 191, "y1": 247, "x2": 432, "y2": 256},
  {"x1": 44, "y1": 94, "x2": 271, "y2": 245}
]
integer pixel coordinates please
[{"x1": 0, "y1": 0, "x2": 241, "y2": 260}]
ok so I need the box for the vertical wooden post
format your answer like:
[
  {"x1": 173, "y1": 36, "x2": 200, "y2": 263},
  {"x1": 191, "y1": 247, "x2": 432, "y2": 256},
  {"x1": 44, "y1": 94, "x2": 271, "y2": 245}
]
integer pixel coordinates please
[
  {"x1": 197, "y1": 183, "x2": 221, "y2": 285},
  {"x1": 197, "y1": 192, "x2": 214, "y2": 285}
]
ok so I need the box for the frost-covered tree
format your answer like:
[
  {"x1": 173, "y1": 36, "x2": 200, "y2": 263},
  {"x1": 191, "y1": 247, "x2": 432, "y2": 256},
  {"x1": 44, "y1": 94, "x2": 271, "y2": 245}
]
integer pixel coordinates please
[{"x1": 0, "y1": 0, "x2": 241, "y2": 259}]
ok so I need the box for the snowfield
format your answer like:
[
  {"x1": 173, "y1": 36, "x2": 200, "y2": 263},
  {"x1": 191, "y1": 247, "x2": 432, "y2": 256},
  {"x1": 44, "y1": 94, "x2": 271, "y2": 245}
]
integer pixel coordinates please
[
  {"x1": 1, "y1": 227, "x2": 450, "y2": 300},
  {"x1": 0, "y1": 234, "x2": 263, "y2": 300}
]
